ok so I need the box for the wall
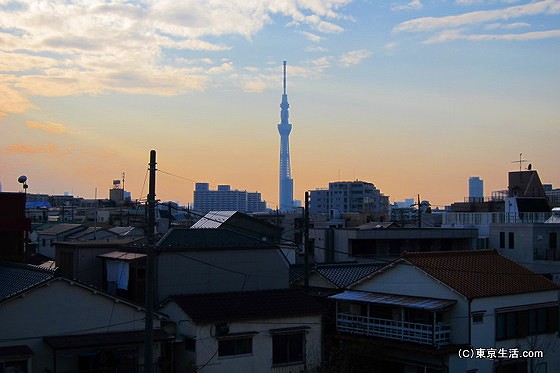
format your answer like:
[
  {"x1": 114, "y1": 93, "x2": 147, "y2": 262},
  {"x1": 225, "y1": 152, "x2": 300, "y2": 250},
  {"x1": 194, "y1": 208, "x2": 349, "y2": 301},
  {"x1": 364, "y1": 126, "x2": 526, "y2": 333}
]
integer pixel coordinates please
[
  {"x1": 0, "y1": 279, "x2": 160, "y2": 373},
  {"x1": 156, "y1": 248, "x2": 289, "y2": 302}
]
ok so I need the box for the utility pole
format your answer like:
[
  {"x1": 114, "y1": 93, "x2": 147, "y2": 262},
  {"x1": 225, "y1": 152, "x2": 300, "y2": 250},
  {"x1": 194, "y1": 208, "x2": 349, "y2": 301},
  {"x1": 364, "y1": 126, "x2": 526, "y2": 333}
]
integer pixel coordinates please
[
  {"x1": 304, "y1": 191, "x2": 310, "y2": 288},
  {"x1": 144, "y1": 150, "x2": 156, "y2": 373}
]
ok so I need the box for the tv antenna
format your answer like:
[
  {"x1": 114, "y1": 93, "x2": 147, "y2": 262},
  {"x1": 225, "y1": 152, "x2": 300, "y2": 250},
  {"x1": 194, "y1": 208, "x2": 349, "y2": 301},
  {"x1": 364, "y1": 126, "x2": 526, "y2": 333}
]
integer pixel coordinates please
[{"x1": 512, "y1": 153, "x2": 528, "y2": 172}]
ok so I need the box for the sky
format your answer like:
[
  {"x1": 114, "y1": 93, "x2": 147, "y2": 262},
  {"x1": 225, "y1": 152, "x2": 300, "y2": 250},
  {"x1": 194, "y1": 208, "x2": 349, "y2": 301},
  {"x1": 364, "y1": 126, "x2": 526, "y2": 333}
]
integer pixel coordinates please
[{"x1": 1, "y1": 0, "x2": 559, "y2": 209}]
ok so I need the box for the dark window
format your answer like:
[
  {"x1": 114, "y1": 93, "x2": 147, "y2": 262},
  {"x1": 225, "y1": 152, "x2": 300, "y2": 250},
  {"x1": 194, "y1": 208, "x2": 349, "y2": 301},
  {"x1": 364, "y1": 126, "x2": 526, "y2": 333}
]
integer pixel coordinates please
[
  {"x1": 272, "y1": 332, "x2": 305, "y2": 365},
  {"x1": 497, "y1": 306, "x2": 558, "y2": 341},
  {"x1": 508, "y1": 232, "x2": 515, "y2": 249},
  {"x1": 218, "y1": 337, "x2": 252, "y2": 357},
  {"x1": 472, "y1": 312, "x2": 484, "y2": 324},
  {"x1": 499, "y1": 232, "x2": 505, "y2": 249},
  {"x1": 550, "y1": 232, "x2": 557, "y2": 250}
]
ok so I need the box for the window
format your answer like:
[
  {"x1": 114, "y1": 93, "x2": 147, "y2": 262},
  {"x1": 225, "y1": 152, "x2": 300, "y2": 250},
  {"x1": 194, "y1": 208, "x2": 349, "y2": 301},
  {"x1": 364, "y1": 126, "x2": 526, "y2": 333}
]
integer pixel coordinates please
[
  {"x1": 550, "y1": 233, "x2": 557, "y2": 250},
  {"x1": 272, "y1": 332, "x2": 305, "y2": 365},
  {"x1": 472, "y1": 312, "x2": 484, "y2": 324},
  {"x1": 499, "y1": 232, "x2": 505, "y2": 249},
  {"x1": 508, "y1": 232, "x2": 515, "y2": 249},
  {"x1": 218, "y1": 337, "x2": 253, "y2": 357},
  {"x1": 496, "y1": 306, "x2": 558, "y2": 341}
]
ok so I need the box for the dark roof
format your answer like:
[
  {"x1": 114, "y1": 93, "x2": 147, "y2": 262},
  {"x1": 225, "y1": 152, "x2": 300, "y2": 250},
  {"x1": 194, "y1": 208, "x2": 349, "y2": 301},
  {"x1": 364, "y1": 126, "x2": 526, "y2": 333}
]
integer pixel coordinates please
[
  {"x1": 0, "y1": 345, "x2": 34, "y2": 358},
  {"x1": 402, "y1": 250, "x2": 559, "y2": 299},
  {"x1": 0, "y1": 262, "x2": 56, "y2": 300},
  {"x1": 44, "y1": 329, "x2": 172, "y2": 350},
  {"x1": 168, "y1": 288, "x2": 325, "y2": 324},
  {"x1": 54, "y1": 237, "x2": 145, "y2": 248},
  {"x1": 38, "y1": 223, "x2": 85, "y2": 236},
  {"x1": 515, "y1": 198, "x2": 550, "y2": 213},
  {"x1": 157, "y1": 227, "x2": 278, "y2": 250},
  {"x1": 97, "y1": 251, "x2": 147, "y2": 262},
  {"x1": 291, "y1": 262, "x2": 386, "y2": 288}
]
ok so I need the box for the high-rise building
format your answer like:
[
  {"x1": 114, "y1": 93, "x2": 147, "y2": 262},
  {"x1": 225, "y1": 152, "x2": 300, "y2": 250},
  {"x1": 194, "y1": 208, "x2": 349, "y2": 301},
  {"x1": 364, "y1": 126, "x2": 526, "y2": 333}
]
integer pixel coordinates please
[
  {"x1": 468, "y1": 176, "x2": 484, "y2": 202},
  {"x1": 309, "y1": 180, "x2": 389, "y2": 215},
  {"x1": 193, "y1": 183, "x2": 267, "y2": 214},
  {"x1": 277, "y1": 61, "x2": 294, "y2": 211}
]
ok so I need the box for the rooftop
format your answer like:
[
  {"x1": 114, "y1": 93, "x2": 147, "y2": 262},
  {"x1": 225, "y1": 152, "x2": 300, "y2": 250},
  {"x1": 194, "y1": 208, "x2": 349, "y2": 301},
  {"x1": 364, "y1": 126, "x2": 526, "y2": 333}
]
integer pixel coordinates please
[
  {"x1": 401, "y1": 250, "x2": 559, "y2": 299},
  {"x1": 0, "y1": 261, "x2": 56, "y2": 300},
  {"x1": 157, "y1": 227, "x2": 277, "y2": 250},
  {"x1": 291, "y1": 262, "x2": 386, "y2": 288},
  {"x1": 167, "y1": 288, "x2": 325, "y2": 324}
]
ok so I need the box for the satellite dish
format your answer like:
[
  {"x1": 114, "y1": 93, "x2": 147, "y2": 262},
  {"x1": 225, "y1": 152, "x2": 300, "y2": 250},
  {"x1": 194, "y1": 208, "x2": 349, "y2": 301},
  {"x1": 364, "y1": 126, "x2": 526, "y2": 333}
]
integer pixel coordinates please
[{"x1": 18, "y1": 175, "x2": 28, "y2": 184}]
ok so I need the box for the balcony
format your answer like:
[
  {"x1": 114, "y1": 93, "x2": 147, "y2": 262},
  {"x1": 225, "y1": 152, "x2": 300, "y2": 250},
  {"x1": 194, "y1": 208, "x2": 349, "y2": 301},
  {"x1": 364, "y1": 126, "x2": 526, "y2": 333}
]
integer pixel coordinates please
[
  {"x1": 330, "y1": 291, "x2": 455, "y2": 347},
  {"x1": 336, "y1": 313, "x2": 450, "y2": 346}
]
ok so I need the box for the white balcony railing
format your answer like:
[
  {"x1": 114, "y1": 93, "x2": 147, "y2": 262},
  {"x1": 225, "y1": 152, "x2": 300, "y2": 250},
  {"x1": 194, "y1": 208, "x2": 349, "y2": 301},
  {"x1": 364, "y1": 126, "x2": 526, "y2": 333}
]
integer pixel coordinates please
[{"x1": 336, "y1": 313, "x2": 450, "y2": 346}]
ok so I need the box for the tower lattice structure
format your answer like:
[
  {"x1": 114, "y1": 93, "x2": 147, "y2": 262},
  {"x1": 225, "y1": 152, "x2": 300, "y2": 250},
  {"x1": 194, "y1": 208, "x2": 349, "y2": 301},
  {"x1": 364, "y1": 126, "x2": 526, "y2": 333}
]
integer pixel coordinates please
[{"x1": 278, "y1": 61, "x2": 294, "y2": 211}]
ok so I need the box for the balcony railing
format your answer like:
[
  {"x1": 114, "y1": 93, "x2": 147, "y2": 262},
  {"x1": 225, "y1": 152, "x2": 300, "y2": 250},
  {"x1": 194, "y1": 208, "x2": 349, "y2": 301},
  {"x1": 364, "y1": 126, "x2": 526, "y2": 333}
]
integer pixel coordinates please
[{"x1": 336, "y1": 313, "x2": 450, "y2": 346}]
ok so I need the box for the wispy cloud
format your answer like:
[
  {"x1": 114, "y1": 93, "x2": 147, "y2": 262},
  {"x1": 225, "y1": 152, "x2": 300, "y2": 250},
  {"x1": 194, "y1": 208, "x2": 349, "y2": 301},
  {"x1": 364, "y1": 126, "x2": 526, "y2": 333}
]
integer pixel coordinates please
[
  {"x1": 25, "y1": 120, "x2": 68, "y2": 134},
  {"x1": 339, "y1": 50, "x2": 372, "y2": 67},
  {"x1": 243, "y1": 80, "x2": 267, "y2": 92},
  {"x1": 392, "y1": 0, "x2": 423, "y2": 12},
  {"x1": 5, "y1": 143, "x2": 76, "y2": 156},
  {"x1": 424, "y1": 28, "x2": 560, "y2": 43},
  {"x1": 394, "y1": 0, "x2": 560, "y2": 33}
]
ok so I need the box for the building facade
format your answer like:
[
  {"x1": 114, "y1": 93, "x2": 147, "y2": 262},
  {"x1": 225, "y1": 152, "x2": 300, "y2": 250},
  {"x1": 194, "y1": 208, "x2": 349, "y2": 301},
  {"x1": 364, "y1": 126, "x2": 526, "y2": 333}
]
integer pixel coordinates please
[
  {"x1": 193, "y1": 183, "x2": 267, "y2": 214},
  {"x1": 309, "y1": 180, "x2": 389, "y2": 216}
]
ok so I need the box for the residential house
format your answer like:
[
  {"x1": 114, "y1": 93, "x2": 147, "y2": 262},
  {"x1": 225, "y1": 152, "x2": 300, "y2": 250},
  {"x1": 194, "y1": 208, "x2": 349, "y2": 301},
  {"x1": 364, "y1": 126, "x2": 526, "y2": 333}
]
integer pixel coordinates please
[
  {"x1": 191, "y1": 210, "x2": 283, "y2": 244},
  {"x1": 152, "y1": 227, "x2": 290, "y2": 303},
  {"x1": 0, "y1": 261, "x2": 172, "y2": 373},
  {"x1": 328, "y1": 250, "x2": 559, "y2": 372},
  {"x1": 54, "y1": 237, "x2": 145, "y2": 290},
  {"x1": 36, "y1": 223, "x2": 87, "y2": 258},
  {"x1": 159, "y1": 288, "x2": 324, "y2": 373}
]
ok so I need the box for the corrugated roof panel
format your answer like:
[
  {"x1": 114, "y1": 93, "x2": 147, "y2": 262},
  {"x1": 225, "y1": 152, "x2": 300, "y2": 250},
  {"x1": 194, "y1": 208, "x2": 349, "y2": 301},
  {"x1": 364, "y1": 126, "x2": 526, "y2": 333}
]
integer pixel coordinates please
[{"x1": 330, "y1": 290, "x2": 456, "y2": 311}]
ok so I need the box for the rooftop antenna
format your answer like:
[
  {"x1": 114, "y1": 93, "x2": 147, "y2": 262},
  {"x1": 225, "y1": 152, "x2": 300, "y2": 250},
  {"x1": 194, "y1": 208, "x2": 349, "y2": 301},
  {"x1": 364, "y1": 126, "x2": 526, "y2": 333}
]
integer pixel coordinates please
[{"x1": 512, "y1": 153, "x2": 528, "y2": 172}]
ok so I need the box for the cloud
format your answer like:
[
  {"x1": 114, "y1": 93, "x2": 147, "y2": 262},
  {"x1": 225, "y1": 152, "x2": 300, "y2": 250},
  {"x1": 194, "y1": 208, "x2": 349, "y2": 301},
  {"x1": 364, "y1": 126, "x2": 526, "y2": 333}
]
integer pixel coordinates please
[
  {"x1": 394, "y1": 0, "x2": 560, "y2": 33},
  {"x1": 0, "y1": 84, "x2": 36, "y2": 118},
  {"x1": 339, "y1": 50, "x2": 372, "y2": 67},
  {"x1": 485, "y1": 22, "x2": 530, "y2": 30},
  {"x1": 0, "y1": 0, "x2": 353, "y2": 113},
  {"x1": 243, "y1": 80, "x2": 267, "y2": 92},
  {"x1": 301, "y1": 31, "x2": 323, "y2": 42},
  {"x1": 392, "y1": 0, "x2": 423, "y2": 12},
  {"x1": 423, "y1": 28, "x2": 560, "y2": 43},
  {"x1": 305, "y1": 46, "x2": 329, "y2": 52},
  {"x1": 25, "y1": 120, "x2": 68, "y2": 134},
  {"x1": 5, "y1": 143, "x2": 76, "y2": 156}
]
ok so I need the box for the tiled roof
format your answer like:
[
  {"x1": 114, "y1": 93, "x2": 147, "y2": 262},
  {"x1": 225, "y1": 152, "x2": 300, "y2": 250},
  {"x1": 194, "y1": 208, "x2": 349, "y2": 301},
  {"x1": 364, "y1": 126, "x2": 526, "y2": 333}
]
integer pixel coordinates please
[
  {"x1": 402, "y1": 250, "x2": 559, "y2": 299},
  {"x1": 0, "y1": 262, "x2": 56, "y2": 300},
  {"x1": 157, "y1": 228, "x2": 277, "y2": 250},
  {"x1": 168, "y1": 288, "x2": 325, "y2": 324},
  {"x1": 291, "y1": 262, "x2": 386, "y2": 288}
]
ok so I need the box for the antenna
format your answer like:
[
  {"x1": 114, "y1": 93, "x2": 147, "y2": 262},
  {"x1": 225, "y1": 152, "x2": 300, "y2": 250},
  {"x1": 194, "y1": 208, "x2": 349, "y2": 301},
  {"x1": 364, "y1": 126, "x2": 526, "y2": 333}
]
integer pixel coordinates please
[
  {"x1": 512, "y1": 153, "x2": 528, "y2": 172},
  {"x1": 283, "y1": 60, "x2": 287, "y2": 95}
]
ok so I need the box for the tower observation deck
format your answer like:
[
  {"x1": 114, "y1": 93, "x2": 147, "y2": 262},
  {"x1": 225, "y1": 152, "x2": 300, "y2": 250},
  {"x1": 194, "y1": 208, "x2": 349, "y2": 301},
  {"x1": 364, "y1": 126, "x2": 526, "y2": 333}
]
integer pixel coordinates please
[{"x1": 278, "y1": 61, "x2": 294, "y2": 211}]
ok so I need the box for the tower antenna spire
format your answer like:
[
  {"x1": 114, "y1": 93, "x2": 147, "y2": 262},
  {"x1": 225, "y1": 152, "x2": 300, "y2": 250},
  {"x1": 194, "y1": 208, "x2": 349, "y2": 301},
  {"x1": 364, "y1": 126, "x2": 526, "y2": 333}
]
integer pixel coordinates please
[{"x1": 283, "y1": 60, "x2": 287, "y2": 95}]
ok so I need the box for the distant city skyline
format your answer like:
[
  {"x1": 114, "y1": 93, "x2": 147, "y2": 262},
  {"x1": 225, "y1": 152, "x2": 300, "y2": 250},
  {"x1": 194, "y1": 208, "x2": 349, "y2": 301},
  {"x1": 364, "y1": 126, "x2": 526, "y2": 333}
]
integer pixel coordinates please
[{"x1": 1, "y1": 1, "x2": 559, "y2": 208}]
